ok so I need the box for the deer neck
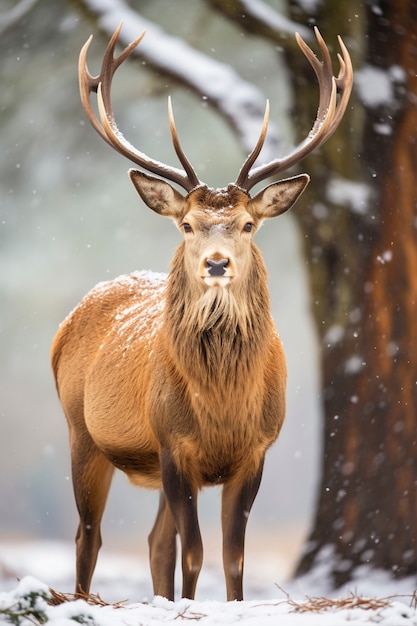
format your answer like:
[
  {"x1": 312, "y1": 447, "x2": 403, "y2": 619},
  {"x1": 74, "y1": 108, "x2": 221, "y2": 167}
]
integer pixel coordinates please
[{"x1": 163, "y1": 244, "x2": 273, "y2": 388}]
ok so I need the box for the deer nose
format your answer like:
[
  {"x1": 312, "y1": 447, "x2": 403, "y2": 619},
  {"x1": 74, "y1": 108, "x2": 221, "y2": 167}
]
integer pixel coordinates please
[{"x1": 206, "y1": 258, "x2": 229, "y2": 277}]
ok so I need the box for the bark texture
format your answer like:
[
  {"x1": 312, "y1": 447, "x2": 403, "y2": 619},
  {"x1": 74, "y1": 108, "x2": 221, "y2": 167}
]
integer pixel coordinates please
[{"x1": 288, "y1": 0, "x2": 417, "y2": 585}]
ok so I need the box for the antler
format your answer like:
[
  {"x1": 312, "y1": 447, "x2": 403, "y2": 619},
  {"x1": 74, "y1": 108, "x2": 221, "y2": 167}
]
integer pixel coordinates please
[
  {"x1": 79, "y1": 23, "x2": 201, "y2": 192},
  {"x1": 79, "y1": 25, "x2": 352, "y2": 195},
  {"x1": 235, "y1": 27, "x2": 353, "y2": 192}
]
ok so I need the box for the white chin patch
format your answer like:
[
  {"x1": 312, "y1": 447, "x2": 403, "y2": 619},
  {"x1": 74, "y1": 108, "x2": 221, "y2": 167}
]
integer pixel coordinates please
[{"x1": 203, "y1": 276, "x2": 231, "y2": 288}]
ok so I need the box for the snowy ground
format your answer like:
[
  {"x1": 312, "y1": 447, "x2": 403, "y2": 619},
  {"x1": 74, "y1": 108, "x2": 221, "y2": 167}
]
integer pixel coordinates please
[{"x1": 1, "y1": 540, "x2": 416, "y2": 625}]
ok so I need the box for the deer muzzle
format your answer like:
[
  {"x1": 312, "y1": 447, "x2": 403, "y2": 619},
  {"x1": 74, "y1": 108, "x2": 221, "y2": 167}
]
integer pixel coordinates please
[
  {"x1": 207, "y1": 258, "x2": 229, "y2": 276},
  {"x1": 200, "y1": 253, "x2": 234, "y2": 287}
]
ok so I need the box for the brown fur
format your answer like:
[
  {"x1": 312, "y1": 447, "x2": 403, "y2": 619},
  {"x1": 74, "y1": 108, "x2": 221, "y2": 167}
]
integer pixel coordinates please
[{"x1": 52, "y1": 177, "x2": 308, "y2": 601}]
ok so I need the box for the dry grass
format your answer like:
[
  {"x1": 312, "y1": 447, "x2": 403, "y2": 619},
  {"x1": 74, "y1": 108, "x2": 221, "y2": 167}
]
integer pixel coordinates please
[
  {"x1": 276, "y1": 584, "x2": 417, "y2": 614},
  {"x1": 48, "y1": 588, "x2": 128, "y2": 608},
  {"x1": 48, "y1": 584, "x2": 417, "y2": 617}
]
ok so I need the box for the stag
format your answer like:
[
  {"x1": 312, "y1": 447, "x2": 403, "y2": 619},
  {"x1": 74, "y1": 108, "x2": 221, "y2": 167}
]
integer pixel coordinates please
[{"x1": 51, "y1": 25, "x2": 352, "y2": 601}]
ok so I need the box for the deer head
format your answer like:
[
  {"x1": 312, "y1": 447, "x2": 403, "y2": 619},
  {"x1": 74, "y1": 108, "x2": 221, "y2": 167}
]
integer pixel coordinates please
[
  {"x1": 129, "y1": 172, "x2": 307, "y2": 291},
  {"x1": 78, "y1": 24, "x2": 352, "y2": 303}
]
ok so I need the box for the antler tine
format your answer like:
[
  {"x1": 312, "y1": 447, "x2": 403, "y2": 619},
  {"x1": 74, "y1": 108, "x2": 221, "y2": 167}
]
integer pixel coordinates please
[
  {"x1": 236, "y1": 28, "x2": 353, "y2": 192},
  {"x1": 328, "y1": 35, "x2": 353, "y2": 136},
  {"x1": 79, "y1": 24, "x2": 201, "y2": 192},
  {"x1": 79, "y1": 34, "x2": 108, "y2": 145},
  {"x1": 297, "y1": 27, "x2": 334, "y2": 135},
  {"x1": 235, "y1": 100, "x2": 270, "y2": 189},
  {"x1": 79, "y1": 24, "x2": 144, "y2": 146},
  {"x1": 99, "y1": 25, "x2": 145, "y2": 121},
  {"x1": 168, "y1": 97, "x2": 200, "y2": 189}
]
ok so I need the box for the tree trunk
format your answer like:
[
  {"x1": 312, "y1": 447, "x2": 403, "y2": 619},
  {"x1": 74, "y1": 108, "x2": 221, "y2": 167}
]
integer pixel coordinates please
[{"x1": 288, "y1": 0, "x2": 417, "y2": 586}]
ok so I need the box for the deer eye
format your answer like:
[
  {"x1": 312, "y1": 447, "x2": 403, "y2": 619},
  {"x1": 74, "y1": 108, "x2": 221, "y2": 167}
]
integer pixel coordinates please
[
  {"x1": 182, "y1": 223, "x2": 193, "y2": 233},
  {"x1": 243, "y1": 222, "x2": 254, "y2": 233}
]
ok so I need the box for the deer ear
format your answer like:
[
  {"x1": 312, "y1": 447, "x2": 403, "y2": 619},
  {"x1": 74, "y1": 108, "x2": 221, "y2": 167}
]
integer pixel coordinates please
[
  {"x1": 129, "y1": 169, "x2": 185, "y2": 217},
  {"x1": 249, "y1": 174, "x2": 310, "y2": 219}
]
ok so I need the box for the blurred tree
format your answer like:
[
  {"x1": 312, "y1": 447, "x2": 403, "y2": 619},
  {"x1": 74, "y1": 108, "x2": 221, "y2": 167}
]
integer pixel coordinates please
[
  {"x1": 74, "y1": 0, "x2": 417, "y2": 587},
  {"x1": 284, "y1": 0, "x2": 417, "y2": 586}
]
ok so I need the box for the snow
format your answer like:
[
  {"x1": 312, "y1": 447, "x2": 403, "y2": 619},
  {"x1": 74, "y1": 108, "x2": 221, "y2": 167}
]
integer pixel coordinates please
[
  {"x1": 326, "y1": 177, "x2": 371, "y2": 215},
  {"x1": 1, "y1": 542, "x2": 416, "y2": 625},
  {"x1": 377, "y1": 250, "x2": 393, "y2": 265},
  {"x1": 295, "y1": 0, "x2": 323, "y2": 14},
  {"x1": 344, "y1": 355, "x2": 365, "y2": 375},
  {"x1": 355, "y1": 65, "x2": 405, "y2": 110},
  {"x1": 238, "y1": 0, "x2": 311, "y2": 41},
  {"x1": 323, "y1": 324, "x2": 345, "y2": 347},
  {"x1": 355, "y1": 66, "x2": 393, "y2": 109}
]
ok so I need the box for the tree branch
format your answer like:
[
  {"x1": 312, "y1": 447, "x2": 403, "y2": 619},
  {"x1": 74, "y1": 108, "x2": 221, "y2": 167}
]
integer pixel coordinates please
[
  {"x1": 207, "y1": 0, "x2": 312, "y2": 47},
  {"x1": 0, "y1": 0, "x2": 39, "y2": 37}
]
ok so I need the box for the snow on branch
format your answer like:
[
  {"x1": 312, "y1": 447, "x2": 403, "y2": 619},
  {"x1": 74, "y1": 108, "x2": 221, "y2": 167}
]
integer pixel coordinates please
[
  {"x1": 209, "y1": 0, "x2": 312, "y2": 44},
  {"x1": 79, "y1": 0, "x2": 292, "y2": 165},
  {"x1": 0, "y1": 0, "x2": 39, "y2": 36},
  {"x1": 239, "y1": 0, "x2": 311, "y2": 39}
]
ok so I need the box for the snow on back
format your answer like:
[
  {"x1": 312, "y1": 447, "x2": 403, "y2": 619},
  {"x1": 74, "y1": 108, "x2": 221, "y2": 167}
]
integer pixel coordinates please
[
  {"x1": 114, "y1": 297, "x2": 164, "y2": 347},
  {"x1": 94, "y1": 271, "x2": 167, "y2": 347},
  {"x1": 91, "y1": 270, "x2": 167, "y2": 298},
  {"x1": 112, "y1": 269, "x2": 167, "y2": 288}
]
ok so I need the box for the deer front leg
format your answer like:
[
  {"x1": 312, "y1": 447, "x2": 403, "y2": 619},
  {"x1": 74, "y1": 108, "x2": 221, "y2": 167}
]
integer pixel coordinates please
[
  {"x1": 160, "y1": 448, "x2": 203, "y2": 600},
  {"x1": 221, "y1": 461, "x2": 264, "y2": 601},
  {"x1": 148, "y1": 491, "x2": 177, "y2": 600}
]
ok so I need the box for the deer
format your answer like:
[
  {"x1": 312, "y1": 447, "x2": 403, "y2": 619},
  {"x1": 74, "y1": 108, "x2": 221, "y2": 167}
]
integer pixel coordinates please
[{"x1": 51, "y1": 24, "x2": 352, "y2": 602}]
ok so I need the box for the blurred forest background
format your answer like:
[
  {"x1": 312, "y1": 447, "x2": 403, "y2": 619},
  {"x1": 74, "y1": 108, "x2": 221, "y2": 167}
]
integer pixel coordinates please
[{"x1": 0, "y1": 0, "x2": 322, "y2": 572}]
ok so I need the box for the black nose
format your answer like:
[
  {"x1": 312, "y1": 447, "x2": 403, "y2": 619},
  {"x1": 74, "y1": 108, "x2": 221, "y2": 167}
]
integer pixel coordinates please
[{"x1": 206, "y1": 258, "x2": 229, "y2": 277}]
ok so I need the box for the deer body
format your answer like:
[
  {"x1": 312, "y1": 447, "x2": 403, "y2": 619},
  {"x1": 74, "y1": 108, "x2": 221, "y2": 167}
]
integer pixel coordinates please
[
  {"x1": 54, "y1": 240, "x2": 285, "y2": 486},
  {"x1": 52, "y1": 182, "x2": 291, "y2": 600},
  {"x1": 52, "y1": 26, "x2": 352, "y2": 601}
]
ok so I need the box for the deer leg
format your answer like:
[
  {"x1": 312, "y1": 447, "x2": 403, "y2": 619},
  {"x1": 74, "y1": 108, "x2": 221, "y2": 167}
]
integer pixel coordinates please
[
  {"x1": 221, "y1": 461, "x2": 264, "y2": 601},
  {"x1": 160, "y1": 448, "x2": 203, "y2": 600},
  {"x1": 70, "y1": 431, "x2": 114, "y2": 596},
  {"x1": 148, "y1": 491, "x2": 177, "y2": 599}
]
